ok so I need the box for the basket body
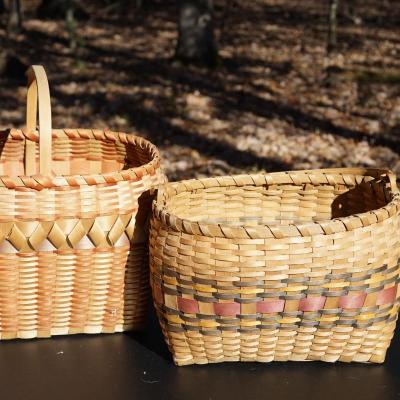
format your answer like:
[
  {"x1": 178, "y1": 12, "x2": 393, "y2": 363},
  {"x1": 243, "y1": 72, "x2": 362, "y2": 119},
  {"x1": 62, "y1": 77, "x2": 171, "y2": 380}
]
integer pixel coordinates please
[
  {"x1": 150, "y1": 169, "x2": 400, "y2": 365},
  {"x1": 0, "y1": 128, "x2": 165, "y2": 339}
]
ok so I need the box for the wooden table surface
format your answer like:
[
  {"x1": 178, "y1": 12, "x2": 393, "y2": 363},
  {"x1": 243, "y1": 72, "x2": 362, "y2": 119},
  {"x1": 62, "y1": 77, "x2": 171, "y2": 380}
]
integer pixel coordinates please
[{"x1": 1, "y1": 308, "x2": 399, "y2": 400}]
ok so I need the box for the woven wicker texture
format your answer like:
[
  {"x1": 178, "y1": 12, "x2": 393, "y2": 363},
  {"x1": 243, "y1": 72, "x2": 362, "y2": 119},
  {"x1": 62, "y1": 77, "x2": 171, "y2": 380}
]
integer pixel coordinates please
[
  {"x1": 0, "y1": 66, "x2": 165, "y2": 339},
  {"x1": 150, "y1": 168, "x2": 400, "y2": 365}
]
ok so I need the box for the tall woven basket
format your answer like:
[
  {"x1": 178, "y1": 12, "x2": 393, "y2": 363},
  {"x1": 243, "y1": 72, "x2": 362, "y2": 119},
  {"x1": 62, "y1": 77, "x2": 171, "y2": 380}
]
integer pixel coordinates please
[
  {"x1": 150, "y1": 168, "x2": 400, "y2": 365},
  {"x1": 0, "y1": 65, "x2": 165, "y2": 339}
]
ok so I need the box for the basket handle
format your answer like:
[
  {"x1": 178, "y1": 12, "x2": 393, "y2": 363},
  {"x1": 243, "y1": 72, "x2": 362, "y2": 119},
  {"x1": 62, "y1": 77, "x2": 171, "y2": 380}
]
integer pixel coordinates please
[
  {"x1": 25, "y1": 65, "x2": 52, "y2": 176},
  {"x1": 387, "y1": 171, "x2": 399, "y2": 194}
]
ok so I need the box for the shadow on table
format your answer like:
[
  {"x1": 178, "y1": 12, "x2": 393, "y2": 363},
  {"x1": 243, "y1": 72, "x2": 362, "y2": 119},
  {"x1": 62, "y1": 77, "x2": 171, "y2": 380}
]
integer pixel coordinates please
[{"x1": 126, "y1": 304, "x2": 173, "y2": 363}]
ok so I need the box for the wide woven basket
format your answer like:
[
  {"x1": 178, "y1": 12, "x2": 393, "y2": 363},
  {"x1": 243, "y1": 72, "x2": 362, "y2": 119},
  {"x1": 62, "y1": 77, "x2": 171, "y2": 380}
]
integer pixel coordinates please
[
  {"x1": 150, "y1": 168, "x2": 400, "y2": 365},
  {"x1": 0, "y1": 65, "x2": 165, "y2": 339}
]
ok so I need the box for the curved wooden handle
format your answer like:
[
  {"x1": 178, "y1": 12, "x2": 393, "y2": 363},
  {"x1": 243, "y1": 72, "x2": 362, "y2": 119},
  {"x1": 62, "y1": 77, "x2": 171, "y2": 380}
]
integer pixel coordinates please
[
  {"x1": 387, "y1": 171, "x2": 399, "y2": 194},
  {"x1": 25, "y1": 65, "x2": 52, "y2": 175}
]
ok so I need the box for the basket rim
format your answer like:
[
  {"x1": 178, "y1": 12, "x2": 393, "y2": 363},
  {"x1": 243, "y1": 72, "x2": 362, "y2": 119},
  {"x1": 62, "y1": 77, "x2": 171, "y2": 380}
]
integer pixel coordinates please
[
  {"x1": 0, "y1": 128, "x2": 161, "y2": 190},
  {"x1": 153, "y1": 168, "x2": 400, "y2": 239}
]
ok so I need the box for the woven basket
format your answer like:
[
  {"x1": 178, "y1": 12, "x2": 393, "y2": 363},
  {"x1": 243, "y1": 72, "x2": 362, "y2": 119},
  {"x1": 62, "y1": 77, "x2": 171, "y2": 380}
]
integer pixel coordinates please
[
  {"x1": 0, "y1": 65, "x2": 165, "y2": 339},
  {"x1": 150, "y1": 168, "x2": 400, "y2": 365}
]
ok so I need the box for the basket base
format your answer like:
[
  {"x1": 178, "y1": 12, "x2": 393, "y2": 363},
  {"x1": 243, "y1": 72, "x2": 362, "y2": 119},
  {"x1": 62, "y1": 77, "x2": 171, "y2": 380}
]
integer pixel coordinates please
[
  {"x1": 173, "y1": 353, "x2": 387, "y2": 366},
  {"x1": 159, "y1": 319, "x2": 396, "y2": 366},
  {"x1": 0, "y1": 322, "x2": 146, "y2": 340}
]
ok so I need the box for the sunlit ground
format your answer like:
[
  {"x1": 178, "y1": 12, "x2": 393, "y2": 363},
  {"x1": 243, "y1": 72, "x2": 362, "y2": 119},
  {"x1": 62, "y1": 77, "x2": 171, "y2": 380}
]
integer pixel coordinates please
[{"x1": 0, "y1": 0, "x2": 399, "y2": 180}]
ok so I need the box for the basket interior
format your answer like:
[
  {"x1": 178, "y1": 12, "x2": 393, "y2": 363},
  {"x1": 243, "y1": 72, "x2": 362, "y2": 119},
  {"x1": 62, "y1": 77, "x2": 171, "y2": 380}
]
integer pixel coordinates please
[
  {"x1": 0, "y1": 132, "x2": 155, "y2": 176},
  {"x1": 165, "y1": 179, "x2": 390, "y2": 226}
]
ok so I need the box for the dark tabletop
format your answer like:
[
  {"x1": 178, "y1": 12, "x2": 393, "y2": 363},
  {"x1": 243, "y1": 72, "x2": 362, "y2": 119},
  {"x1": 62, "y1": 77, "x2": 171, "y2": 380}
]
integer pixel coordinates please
[{"x1": 1, "y1": 307, "x2": 399, "y2": 400}]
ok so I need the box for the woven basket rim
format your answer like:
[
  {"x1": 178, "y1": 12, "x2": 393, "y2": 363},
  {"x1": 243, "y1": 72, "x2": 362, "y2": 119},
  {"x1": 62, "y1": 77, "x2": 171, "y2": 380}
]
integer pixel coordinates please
[
  {"x1": 154, "y1": 168, "x2": 400, "y2": 238},
  {"x1": 0, "y1": 128, "x2": 161, "y2": 190}
]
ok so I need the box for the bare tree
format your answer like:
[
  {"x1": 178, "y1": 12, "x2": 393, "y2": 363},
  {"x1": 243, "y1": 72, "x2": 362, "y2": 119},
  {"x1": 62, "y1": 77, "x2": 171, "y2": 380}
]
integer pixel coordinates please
[
  {"x1": 7, "y1": 0, "x2": 22, "y2": 34},
  {"x1": 175, "y1": 0, "x2": 218, "y2": 67},
  {"x1": 327, "y1": 0, "x2": 339, "y2": 53}
]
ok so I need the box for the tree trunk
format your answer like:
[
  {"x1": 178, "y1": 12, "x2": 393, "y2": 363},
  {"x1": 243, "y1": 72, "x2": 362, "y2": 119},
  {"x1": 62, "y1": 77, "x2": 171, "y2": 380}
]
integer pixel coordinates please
[
  {"x1": 65, "y1": 4, "x2": 77, "y2": 51},
  {"x1": 7, "y1": 0, "x2": 22, "y2": 34},
  {"x1": 175, "y1": 0, "x2": 218, "y2": 67},
  {"x1": 327, "y1": 0, "x2": 339, "y2": 53}
]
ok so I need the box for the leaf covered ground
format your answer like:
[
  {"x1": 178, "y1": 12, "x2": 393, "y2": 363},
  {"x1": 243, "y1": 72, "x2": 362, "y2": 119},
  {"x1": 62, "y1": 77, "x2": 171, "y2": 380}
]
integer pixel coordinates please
[{"x1": 0, "y1": 0, "x2": 399, "y2": 181}]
